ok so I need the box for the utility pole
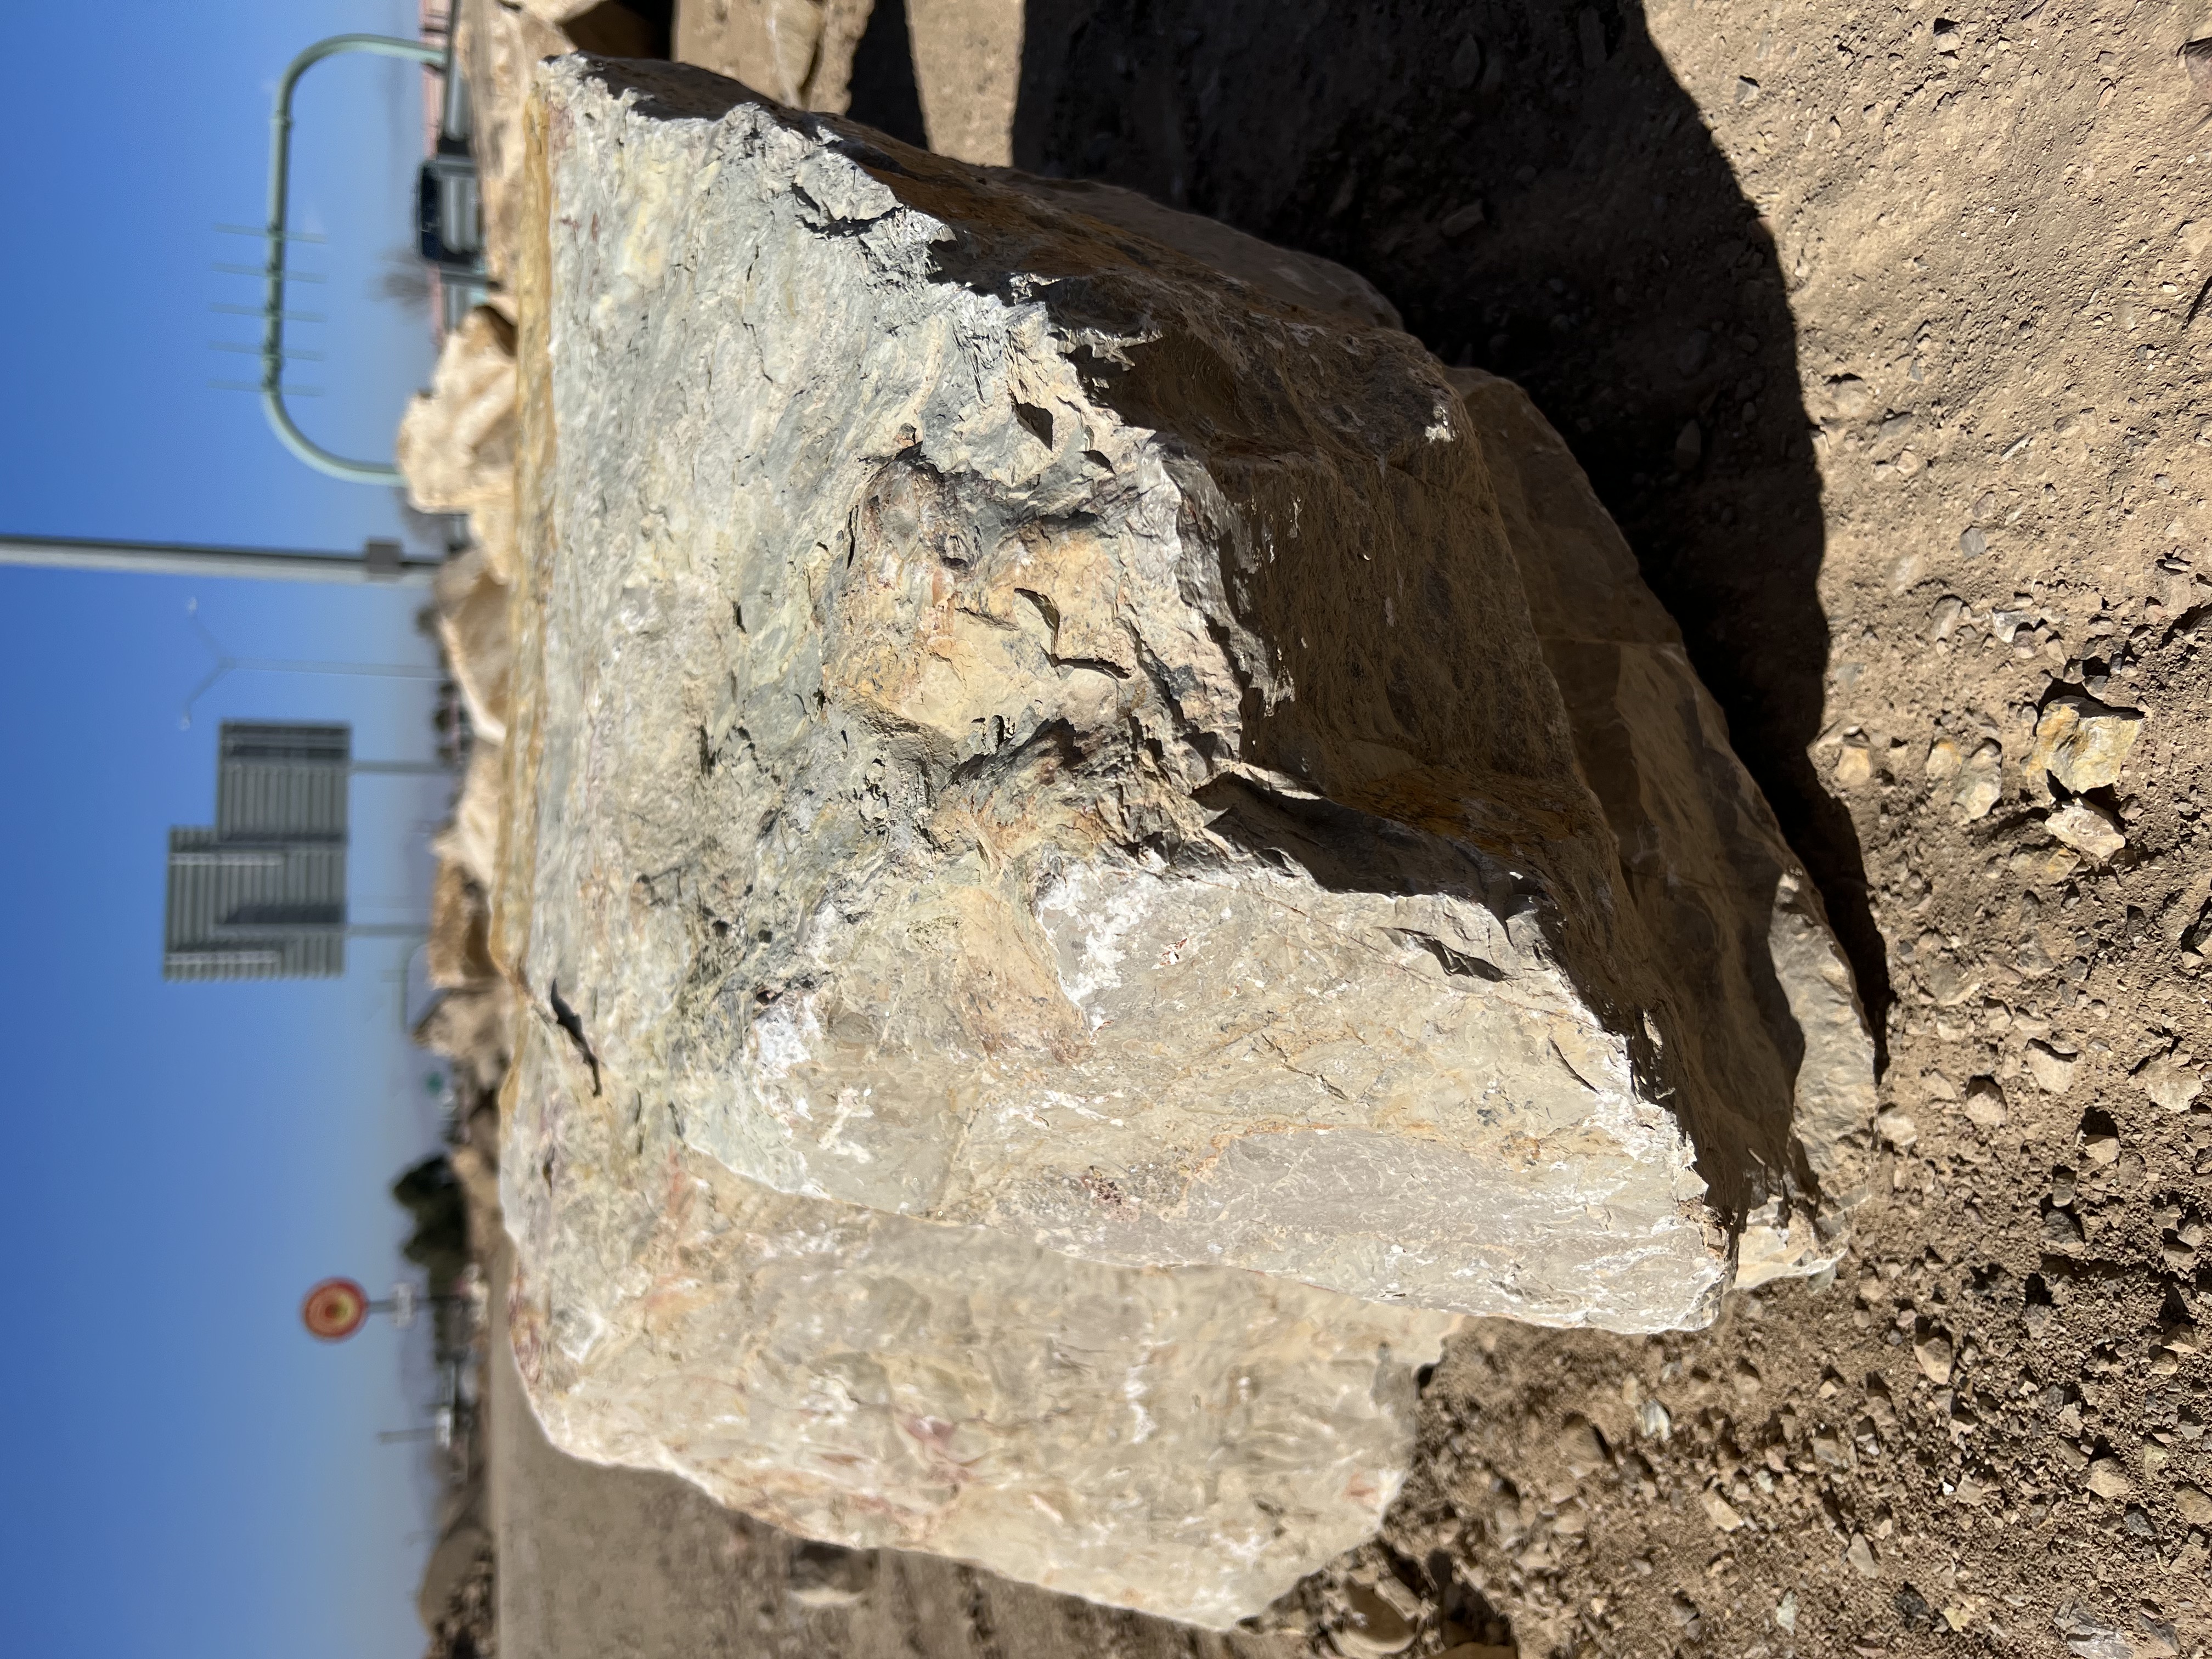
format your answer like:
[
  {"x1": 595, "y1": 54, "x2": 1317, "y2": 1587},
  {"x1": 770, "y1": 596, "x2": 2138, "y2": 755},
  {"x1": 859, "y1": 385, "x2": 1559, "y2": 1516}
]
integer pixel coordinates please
[{"x1": 0, "y1": 533, "x2": 441, "y2": 586}]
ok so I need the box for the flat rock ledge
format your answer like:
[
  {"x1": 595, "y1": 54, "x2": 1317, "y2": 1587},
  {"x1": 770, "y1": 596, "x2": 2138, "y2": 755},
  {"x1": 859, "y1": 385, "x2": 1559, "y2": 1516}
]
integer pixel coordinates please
[{"x1": 494, "y1": 57, "x2": 1873, "y2": 1624}]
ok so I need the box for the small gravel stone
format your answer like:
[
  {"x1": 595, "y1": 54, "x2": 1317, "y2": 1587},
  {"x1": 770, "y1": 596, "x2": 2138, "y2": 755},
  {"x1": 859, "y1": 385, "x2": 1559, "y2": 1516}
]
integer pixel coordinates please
[
  {"x1": 1965, "y1": 1077, "x2": 2010, "y2": 1127},
  {"x1": 2046, "y1": 800, "x2": 2126, "y2": 864},
  {"x1": 2026, "y1": 1041, "x2": 2081, "y2": 1094},
  {"x1": 2025, "y1": 695, "x2": 2145, "y2": 793},
  {"x1": 1914, "y1": 1326, "x2": 1955, "y2": 1385},
  {"x1": 1439, "y1": 202, "x2": 1487, "y2": 238},
  {"x1": 2086, "y1": 1458, "x2": 2133, "y2": 1499},
  {"x1": 2057, "y1": 1605, "x2": 2131, "y2": 1659},
  {"x1": 1336, "y1": 1582, "x2": 1418, "y2": 1658},
  {"x1": 2140, "y1": 1055, "x2": 2204, "y2": 1113},
  {"x1": 1954, "y1": 741, "x2": 2004, "y2": 819},
  {"x1": 2183, "y1": 36, "x2": 2212, "y2": 103}
]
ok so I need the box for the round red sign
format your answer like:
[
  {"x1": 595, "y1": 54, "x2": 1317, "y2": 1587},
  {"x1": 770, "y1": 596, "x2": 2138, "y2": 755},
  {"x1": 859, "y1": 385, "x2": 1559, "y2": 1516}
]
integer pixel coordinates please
[{"x1": 301, "y1": 1277, "x2": 370, "y2": 1341}]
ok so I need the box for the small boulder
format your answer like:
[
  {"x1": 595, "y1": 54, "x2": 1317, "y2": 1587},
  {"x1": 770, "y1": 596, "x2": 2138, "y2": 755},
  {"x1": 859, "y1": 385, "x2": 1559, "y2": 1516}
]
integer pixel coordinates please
[{"x1": 2025, "y1": 693, "x2": 2142, "y2": 794}]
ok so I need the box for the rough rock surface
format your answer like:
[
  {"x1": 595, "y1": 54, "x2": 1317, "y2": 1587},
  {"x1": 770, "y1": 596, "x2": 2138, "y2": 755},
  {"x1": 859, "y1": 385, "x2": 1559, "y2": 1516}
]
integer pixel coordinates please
[
  {"x1": 1007, "y1": 174, "x2": 1404, "y2": 333},
  {"x1": 1446, "y1": 366, "x2": 1872, "y2": 1286},
  {"x1": 506, "y1": 58, "x2": 1867, "y2": 1334},
  {"x1": 473, "y1": 8, "x2": 2212, "y2": 1654},
  {"x1": 398, "y1": 304, "x2": 521, "y2": 584},
  {"x1": 504, "y1": 1007, "x2": 1453, "y2": 1626},
  {"x1": 458, "y1": 0, "x2": 576, "y2": 289}
]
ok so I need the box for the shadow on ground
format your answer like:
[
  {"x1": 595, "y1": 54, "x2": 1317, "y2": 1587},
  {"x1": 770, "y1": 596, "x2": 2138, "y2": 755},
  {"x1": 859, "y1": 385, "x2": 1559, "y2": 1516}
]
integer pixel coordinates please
[{"x1": 1007, "y1": 0, "x2": 1891, "y2": 1064}]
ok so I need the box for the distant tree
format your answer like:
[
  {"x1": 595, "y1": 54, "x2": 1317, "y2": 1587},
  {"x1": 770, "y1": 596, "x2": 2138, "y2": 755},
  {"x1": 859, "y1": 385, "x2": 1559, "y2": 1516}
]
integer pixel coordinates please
[
  {"x1": 391, "y1": 1154, "x2": 470, "y2": 1288},
  {"x1": 375, "y1": 246, "x2": 432, "y2": 313}
]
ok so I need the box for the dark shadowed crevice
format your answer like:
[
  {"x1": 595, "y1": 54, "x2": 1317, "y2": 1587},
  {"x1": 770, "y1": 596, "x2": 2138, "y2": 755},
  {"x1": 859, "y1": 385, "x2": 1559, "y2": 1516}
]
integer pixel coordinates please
[
  {"x1": 563, "y1": 0, "x2": 673, "y2": 59},
  {"x1": 847, "y1": 0, "x2": 930, "y2": 149}
]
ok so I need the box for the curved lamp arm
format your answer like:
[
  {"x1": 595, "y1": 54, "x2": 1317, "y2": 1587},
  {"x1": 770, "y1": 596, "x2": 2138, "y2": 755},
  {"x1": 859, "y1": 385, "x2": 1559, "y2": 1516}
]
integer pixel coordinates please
[{"x1": 262, "y1": 35, "x2": 447, "y2": 484}]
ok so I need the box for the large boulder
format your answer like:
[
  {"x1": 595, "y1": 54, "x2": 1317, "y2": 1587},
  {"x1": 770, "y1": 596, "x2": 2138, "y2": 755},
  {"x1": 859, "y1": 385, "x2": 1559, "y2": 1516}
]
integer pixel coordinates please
[{"x1": 494, "y1": 57, "x2": 1873, "y2": 1621}]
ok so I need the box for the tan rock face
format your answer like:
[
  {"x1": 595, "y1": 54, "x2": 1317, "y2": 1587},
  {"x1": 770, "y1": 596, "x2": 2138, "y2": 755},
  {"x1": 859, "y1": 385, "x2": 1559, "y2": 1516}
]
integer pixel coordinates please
[
  {"x1": 495, "y1": 57, "x2": 1873, "y2": 1621},
  {"x1": 434, "y1": 737, "x2": 506, "y2": 895},
  {"x1": 1444, "y1": 369, "x2": 1871, "y2": 1287},
  {"x1": 428, "y1": 858, "x2": 498, "y2": 989},
  {"x1": 1009, "y1": 176, "x2": 1404, "y2": 332},
  {"x1": 906, "y1": 0, "x2": 1024, "y2": 163},
  {"x1": 431, "y1": 546, "x2": 515, "y2": 746},
  {"x1": 458, "y1": 0, "x2": 576, "y2": 288},
  {"x1": 674, "y1": 0, "x2": 874, "y2": 112}
]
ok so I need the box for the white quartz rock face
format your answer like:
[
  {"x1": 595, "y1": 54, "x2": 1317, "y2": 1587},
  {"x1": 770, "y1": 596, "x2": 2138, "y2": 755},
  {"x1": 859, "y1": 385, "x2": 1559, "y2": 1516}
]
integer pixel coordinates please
[
  {"x1": 502, "y1": 1018, "x2": 1454, "y2": 1627},
  {"x1": 516, "y1": 57, "x2": 1741, "y2": 1331}
]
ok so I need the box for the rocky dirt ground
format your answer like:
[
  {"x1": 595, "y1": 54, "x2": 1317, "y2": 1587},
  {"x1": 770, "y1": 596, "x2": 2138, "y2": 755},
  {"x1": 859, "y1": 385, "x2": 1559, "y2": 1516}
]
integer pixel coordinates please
[{"x1": 421, "y1": 2, "x2": 2212, "y2": 1656}]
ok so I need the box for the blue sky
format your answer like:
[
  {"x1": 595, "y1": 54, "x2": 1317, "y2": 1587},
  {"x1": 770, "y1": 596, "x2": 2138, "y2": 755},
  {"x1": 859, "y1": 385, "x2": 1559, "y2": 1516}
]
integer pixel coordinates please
[{"x1": 1, "y1": 5, "x2": 459, "y2": 1656}]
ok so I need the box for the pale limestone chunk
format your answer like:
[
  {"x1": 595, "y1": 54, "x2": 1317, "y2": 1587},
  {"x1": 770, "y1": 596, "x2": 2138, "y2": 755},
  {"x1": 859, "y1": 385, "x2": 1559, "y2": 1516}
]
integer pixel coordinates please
[
  {"x1": 2141, "y1": 1054, "x2": 2204, "y2": 1113},
  {"x1": 431, "y1": 545, "x2": 514, "y2": 746},
  {"x1": 456, "y1": 0, "x2": 574, "y2": 286},
  {"x1": 2024, "y1": 1039, "x2": 2080, "y2": 1095},
  {"x1": 1836, "y1": 738, "x2": 1872, "y2": 789},
  {"x1": 1953, "y1": 740, "x2": 2004, "y2": 820},
  {"x1": 2046, "y1": 799, "x2": 2126, "y2": 864},
  {"x1": 397, "y1": 306, "x2": 520, "y2": 583},
  {"x1": 511, "y1": 58, "x2": 1758, "y2": 1331},
  {"x1": 2025, "y1": 693, "x2": 2143, "y2": 794}
]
